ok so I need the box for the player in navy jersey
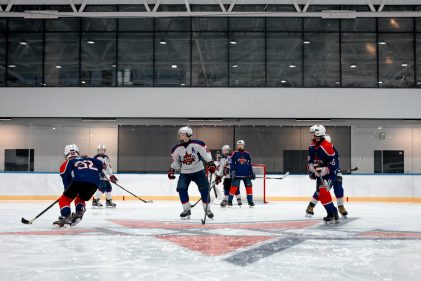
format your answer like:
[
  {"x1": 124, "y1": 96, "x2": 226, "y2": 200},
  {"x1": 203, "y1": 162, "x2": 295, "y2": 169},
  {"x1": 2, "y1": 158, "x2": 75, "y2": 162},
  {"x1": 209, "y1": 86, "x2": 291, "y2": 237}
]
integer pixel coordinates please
[
  {"x1": 306, "y1": 125, "x2": 340, "y2": 223},
  {"x1": 168, "y1": 126, "x2": 216, "y2": 219},
  {"x1": 53, "y1": 144, "x2": 103, "y2": 227},
  {"x1": 216, "y1": 145, "x2": 242, "y2": 207},
  {"x1": 228, "y1": 140, "x2": 255, "y2": 207},
  {"x1": 306, "y1": 134, "x2": 348, "y2": 218},
  {"x1": 92, "y1": 144, "x2": 118, "y2": 208}
]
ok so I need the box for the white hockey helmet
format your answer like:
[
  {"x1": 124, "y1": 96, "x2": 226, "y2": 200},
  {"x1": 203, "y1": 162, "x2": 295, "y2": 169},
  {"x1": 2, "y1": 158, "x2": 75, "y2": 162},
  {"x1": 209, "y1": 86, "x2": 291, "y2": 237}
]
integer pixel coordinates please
[
  {"x1": 97, "y1": 144, "x2": 106, "y2": 154},
  {"x1": 64, "y1": 144, "x2": 80, "y2": 159},
  {"x1": 178, "y1": 126, "x2": 193, "y2": 137},
  {"x1": 237, "y1": 140, "x2": 245, "y2": 146},
  {"x1": 221, "y1": 145, "x2": 231, "y2": 155},
  {"x1": 309, "y1": 125, "x2": 326, "y2": 138},
  {"x1": 324, "y1": 134, "x2": 332, "y2": 143}
]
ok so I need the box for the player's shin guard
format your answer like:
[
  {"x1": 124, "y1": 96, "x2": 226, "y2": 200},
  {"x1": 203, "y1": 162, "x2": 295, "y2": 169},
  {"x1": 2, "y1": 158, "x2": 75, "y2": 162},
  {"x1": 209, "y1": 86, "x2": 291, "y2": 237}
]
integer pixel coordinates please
[
  {"x1": 105, "y1": 192, "x2": 112, "y2": 200},
  {"x1": 245, "y1": 186, "x2": 253, "y2": 203},
  {"x1": 311, "y1": 192, "x2": 319, "y2": 205},
  {"x1": 336, "y1": 197, "x2": 344, "y2": 206},
  {"x1": 74, "y1": 196, "x2": 86, "y2": 213},
  {"x1": 178, "y1": 189, "x2": 189, "y2": 205},
  {"x1": 228, "y1": 186, "x2": 239, "y2": 203},
  {"x1": 318, "y1": 187, "x2": 337, "y2": 214},
  {"x1": 94, "y1": 189, "x2": 103, "y2": 200},
  {"x1": 58, "y1": 195, "x2": 73, "y2": 217}
]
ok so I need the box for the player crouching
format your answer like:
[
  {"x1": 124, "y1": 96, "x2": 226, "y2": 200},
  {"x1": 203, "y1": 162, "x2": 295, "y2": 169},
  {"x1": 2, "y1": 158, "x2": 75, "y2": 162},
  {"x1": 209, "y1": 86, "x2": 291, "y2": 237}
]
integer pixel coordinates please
[
  {"x1": 168, "y1": 126, "x2": 216, "y2": 220},
  {"x1": 54, "y1": 144, "x2": 103, "y2": 228}
]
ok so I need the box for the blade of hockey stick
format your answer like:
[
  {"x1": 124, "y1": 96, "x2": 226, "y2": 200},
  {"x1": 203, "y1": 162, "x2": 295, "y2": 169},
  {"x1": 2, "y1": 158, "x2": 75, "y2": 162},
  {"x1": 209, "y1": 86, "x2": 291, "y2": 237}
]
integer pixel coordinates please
[
  {"x1": 258, "y1": 171, "x2": 290, "y2": 180},
  {"x1": 21, "y1": 199, "x2": 60, "y2": 225}
]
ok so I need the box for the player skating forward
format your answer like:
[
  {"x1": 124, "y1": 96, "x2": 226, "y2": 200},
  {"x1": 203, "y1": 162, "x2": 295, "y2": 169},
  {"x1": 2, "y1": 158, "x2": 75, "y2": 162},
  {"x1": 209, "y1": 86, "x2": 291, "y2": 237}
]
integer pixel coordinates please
[
  {"x1": 168, "y1": 126, "x2": 216, "y2": 219},
  {"x1": 215, "y1": 145, "x2": 242, "y2": 207},
  {"x1": 306, "y1": 125, "x2": 340, "y2": 224},
  {"x1": 228, "y1": 140, "x2": 255, "y2": 207},
  {"x1": 54, "y1": 144, "x2": 103, "y2": 227},
  {"x1": 306, "y1": 134, "x2": 348, "y2": 218},
  {"x1": 92, "y1": 144, "x2": 118, "y2": 208}
]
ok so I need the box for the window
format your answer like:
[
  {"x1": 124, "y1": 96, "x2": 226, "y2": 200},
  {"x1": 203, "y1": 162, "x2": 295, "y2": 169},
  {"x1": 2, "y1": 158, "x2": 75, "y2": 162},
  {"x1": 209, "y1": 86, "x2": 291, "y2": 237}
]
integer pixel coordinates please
[
  {"x1": 81, "y1": 33, "x2": 117, "y2": 86},
  {"x1": 341, "y1": 33, "x2": 377, "y2": 87},
  {"x1": 374, "y1": 150, "x2": 404, "y2": 174},
  {"x1": 192, "y1": 32, "x2": 228, "y2": 87},
  {"x1": 44, "y1": 33, "x2": 80, "y2": 86},
  {"x1": 82, "y1": 5, "x2": 117, "y2": 31},
  {"x1": 4, "y1": 149, "x2": 34, "y2": 172},
  {"x1": 118, "y1": 5, "x2": 154, "y2": 32},
  {"x1": 267, "y1": 33, "x2": 302, "y2": 87}
]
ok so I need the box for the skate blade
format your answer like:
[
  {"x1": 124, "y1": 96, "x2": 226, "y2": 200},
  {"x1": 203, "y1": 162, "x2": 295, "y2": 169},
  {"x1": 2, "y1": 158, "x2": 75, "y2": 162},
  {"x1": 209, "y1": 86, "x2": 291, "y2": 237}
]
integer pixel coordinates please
[
  {"x1": 105, "y1": 206, "x2": 116, "y2": 208},
  {"x1": 71, "y1": 218, "x2": 82, "y2": 227},
  {"x1": 52, "y1": 223, "x2": 71, "y2": 229},
  {"x1": 341, "y1": 215, "x2": 348, "y2": 219},
  {"x1": 92, "y1": 206, "x2": 103, "y2": 209},
  {"x1": 305, "y1": 214, "x2": 313, "y2": 218},
  {"x1": 180, "y1": 216, "x2": 191, "y2": 220}
]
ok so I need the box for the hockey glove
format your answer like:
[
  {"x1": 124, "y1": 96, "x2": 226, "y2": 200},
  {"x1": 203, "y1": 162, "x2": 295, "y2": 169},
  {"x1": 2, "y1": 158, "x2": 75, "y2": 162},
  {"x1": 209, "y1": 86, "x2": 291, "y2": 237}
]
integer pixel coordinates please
[
  {"x1": 317, "y1": 167, "x2": 330, "y2": 177},
  {"x1": 168, "y1": 168, "x2": 176, "y2": 180},
  {"x1": 250, "y1": 172, "x2": 256, "y2": 180},
  {"x1": 215, "y1": 175, "x2": 222, "y2": 185},
  {"x1": 307, "y1": 163, "x2": 317, "y2": 173},
  {"x1": 207, "y1": 162, "x2": 216, "y2": 174},
  {"x1": 230, "y1": 171, "x2": 236, "y2": 180},
  {"x1": 109, "y1": 175, "x2": 118, "y2": 183},
  {"x1": 223, "y1": 166, "x2": 230, "y2": 176},
  {"x1": 308, "y1": 172, "x2": 317, "y2": 180}
]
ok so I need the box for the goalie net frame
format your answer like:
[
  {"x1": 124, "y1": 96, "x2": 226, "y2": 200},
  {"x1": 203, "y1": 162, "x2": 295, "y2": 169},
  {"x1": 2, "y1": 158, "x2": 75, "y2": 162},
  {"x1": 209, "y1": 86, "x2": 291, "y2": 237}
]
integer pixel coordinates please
[{"x1": 252, "y1": 163, "x2": 267, "y2": 204}]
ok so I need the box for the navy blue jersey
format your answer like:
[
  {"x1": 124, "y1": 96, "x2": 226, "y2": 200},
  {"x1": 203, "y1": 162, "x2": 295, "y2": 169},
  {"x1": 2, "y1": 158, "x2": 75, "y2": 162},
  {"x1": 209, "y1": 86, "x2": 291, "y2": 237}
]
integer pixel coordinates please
[
  {"x1": 59, "y1": 156, "x2": 103, "y2": 188},
  {"x1": 308, "y1": 139, "x2": 339, "y2": 181},
  {"x1": 230, "y1": 150, "x2": 253, "y2": 178}
]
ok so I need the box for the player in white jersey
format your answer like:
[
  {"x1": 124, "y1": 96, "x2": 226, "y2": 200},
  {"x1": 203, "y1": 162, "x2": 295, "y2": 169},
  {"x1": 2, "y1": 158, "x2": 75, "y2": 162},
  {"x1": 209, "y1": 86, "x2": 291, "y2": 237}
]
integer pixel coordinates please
[
  {"x1": 215, "y1": 145, "x2": 242, "y2": 207},
  {"x1": 168, "y1": 126, "x2": 216, "y2": 219},
  {"x1": 92, "y1": 145, "x2": 118, "y2": 208}
]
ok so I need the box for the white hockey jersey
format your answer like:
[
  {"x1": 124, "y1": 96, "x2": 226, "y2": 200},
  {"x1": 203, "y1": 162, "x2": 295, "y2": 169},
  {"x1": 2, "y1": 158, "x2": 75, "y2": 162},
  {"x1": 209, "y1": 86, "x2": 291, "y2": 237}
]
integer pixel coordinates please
[
  {"x1": 94, "y1": 154, "x2": 113, "y2": 180},
  {"x1": 217, "y1": 155, "x2": 231, "y2": 177},
  {"x1": 171, "y1": 140, "x2": 213, "y2": 174}
]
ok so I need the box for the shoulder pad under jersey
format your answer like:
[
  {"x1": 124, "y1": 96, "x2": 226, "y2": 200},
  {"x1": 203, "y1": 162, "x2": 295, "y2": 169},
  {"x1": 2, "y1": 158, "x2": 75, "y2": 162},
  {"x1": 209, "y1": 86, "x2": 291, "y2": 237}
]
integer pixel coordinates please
[{"x1": 319, "y1": 140, "x2": 335, "y2": 156}]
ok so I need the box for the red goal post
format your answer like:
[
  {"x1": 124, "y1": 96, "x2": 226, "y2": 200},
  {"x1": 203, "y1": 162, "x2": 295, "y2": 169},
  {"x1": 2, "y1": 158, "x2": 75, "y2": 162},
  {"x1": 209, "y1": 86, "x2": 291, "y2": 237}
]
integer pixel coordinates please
[{"x1": 251, "y1": 163, "x2": 268, "y2": 204}]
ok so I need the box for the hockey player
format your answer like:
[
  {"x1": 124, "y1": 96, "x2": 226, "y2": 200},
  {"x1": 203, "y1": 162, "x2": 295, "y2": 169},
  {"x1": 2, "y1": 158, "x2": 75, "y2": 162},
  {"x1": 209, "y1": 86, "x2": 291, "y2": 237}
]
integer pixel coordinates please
[
  {"x1": 228, "y1": 140, "x2": 255, "y2": 207},
  {"x1": 168, "y1": 126, "x2": 216, "y2": 219},
  {"x1": 92, "y1": 144, "x2": 118, "y2": 208},
  {"x1": 54, "y1": 144, "x2": 103, "y2": 227},
  {"x1": 306, "y1": 125, "x2": 340, "y2": 223},
  {"x1": 215, "y1": 145, "x2": 242, "y2": 207},
  {"x1": 306, "y1": 134, "x2": 348, "y2": 218}
]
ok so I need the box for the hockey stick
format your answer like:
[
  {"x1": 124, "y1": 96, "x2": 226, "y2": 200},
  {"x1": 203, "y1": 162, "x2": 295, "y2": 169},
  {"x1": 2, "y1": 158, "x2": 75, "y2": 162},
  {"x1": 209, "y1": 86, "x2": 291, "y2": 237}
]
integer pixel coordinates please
[
  {"x1": 260, "y1": 171, "x2": 290, "y2": 180},
  {"x1": 341, "y1": 156, "x2": 362, "y2": 174},
  {"x1": 201, "y1": 173, "x2": 213, "y2": 225},
  {"x1": 108, "y1": 180, "x2": 153, "y2": 203},
  {"x1": 21, "y1": 199, "x2": 59, "y2": 225}
]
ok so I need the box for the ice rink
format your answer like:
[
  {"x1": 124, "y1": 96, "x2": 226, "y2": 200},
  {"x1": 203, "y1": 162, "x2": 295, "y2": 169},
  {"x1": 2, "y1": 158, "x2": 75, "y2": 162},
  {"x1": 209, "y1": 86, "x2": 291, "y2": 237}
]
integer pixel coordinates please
[{"x1": 1, "y1": 200, "x2": 421, "y2": 281}]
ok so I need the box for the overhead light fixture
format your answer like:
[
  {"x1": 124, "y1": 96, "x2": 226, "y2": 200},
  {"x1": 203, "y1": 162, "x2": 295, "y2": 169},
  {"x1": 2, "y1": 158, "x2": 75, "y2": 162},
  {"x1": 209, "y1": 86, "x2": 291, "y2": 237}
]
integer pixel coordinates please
[
  {"x1": 87, "y1": 40, "x2": 95, "y2": 44},
  {"x1": 56, "y1": 65, "x2": 61, "y2": 69},
  {"x1": 350, "y1": 64, "x2": 357, "y2": 68},
  {"x1": 81, "y1": 81, "x2": 86, "y2": 84},
  {"x1": 180, "y1": 83, "x2": 186, "y2": 86},
  {"x1": 281, "y1": 80, "x2": 286, "y2": 83},
  {"x1": 417, "y1": 81, "x2": 421, "y2": 85},
  {"x1": 159, "y1": 40, "x2": 167, "y2": 45},
  {"x1": 20, "y1": 41, "x2": 28, "y2": 46},
  {"x1": 171, "y1": 65, "x2": 178, "y2": 69},
  {"x1": 232, "y1": 64, "x2": 239, "y2": 68},
  {"x1": 289, "y1": 65, "x2": 296, "y2": 68},
  {"x1": 378, "y1": 81, "x2": 383, "y2": 84},
  {"x1": 8, "y1": 65, "x2": 16, "y2": 68},
  {"x1": 378, "y1": 41, "x2": 386, "y2": 45},
  {"x1": 230, "y1": 41, "x2": 237, "y2": 45},
  {"x1": 303, "y1": 41, "x2": 310, "y2": 44},
  {"x1": 401, "y1": 63, "x2": 408, "y2": 67},
  {"x1": 0, "y1": 118, "x2": 12, "y2": 121},
  {"x1": 112, "y1": 64, "x2": 116, "y2": 68}
]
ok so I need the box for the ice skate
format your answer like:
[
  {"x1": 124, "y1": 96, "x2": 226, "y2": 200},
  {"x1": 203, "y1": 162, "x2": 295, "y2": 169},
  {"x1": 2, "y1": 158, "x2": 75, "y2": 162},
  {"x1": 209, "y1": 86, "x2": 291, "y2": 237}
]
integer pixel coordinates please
[
  {"x1": 237, "y1": 198, "x2": 243, "y2": 207},
  {"x1": 203, "y1": 204, "x2": 214, "y2": 219},
  {"x1": 71, "y1": 206, "x2": 86, "y2": 227},
  {"x1": 305, "y1": 202, "x2": 316, "y2": 218},
  {"x1": 105, "y1": 199, "x2": 116, "y2": 208},
  {"x1": 220, "y1": 199, "x2": 227, "y2": 208},
  {"x1": 227, "y1": 201, "x2": 233, "y2": 207},
  {"x1": 180, "y1": 209, "x2": 191, "y2": 220},
  {"x1": 206, "y1": 210, "x2": 214, "y2": 219},
  {"x1": 323, "y1": 210, "x2": 340, "y2": 225},
  {"x1": 338, "y1": 205, "x2": 348, "y2": 218},
  {"x1": 92, "y1": 198, "x2": 103, "y2": 208},
  {"x1": 248, "y1": 200, "x2": 255, "y2": 208},
  {"x1": 53, "y1": 215, "x2": 73, "y2": 228}
]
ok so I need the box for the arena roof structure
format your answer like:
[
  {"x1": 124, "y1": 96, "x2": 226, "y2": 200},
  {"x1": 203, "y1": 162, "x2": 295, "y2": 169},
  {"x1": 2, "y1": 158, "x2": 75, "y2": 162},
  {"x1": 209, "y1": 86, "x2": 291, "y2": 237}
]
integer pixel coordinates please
[{"x1": 0, "y1": 0, "x2": 420, "y2": 18}]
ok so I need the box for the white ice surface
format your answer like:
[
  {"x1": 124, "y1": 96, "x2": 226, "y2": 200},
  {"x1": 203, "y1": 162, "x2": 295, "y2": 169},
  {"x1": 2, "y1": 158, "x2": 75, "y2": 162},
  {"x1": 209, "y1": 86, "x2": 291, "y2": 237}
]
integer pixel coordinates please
[{"x1": 1, "y1": 201, "x2": 421, "y2": 281}]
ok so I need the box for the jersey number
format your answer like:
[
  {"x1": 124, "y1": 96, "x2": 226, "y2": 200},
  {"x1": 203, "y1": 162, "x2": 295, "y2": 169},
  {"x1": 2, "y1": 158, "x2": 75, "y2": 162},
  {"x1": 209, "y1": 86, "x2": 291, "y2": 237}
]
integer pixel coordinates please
[{"x1": 74, "y1": 160, "x2": 98, "y2": 171}]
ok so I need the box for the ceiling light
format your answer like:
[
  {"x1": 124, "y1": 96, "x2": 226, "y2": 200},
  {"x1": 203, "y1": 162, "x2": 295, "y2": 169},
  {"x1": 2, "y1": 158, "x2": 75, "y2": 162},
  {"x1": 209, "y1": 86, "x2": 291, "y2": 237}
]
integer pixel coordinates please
[
  {"x1": 232, "y1": 64, "x2": 238, "y2": 68},
  {"x1": 112, "y1": 64, "x2": 116, "y2": 68},
  {"x1": 87, "y1": 40, "x2": 95, "y2": 44},
  {"x1": 230, "y1": 41, "x2": 237, "y2": 45},
  {"x1": 0, "y1": 118, "x2": 12, "y2": 121},
  {"x1": 378, "y1": 41, "x2": 386, "y2": 45},
  {"x1": 8, "y1": 65, "x2": 16, "y2": 68},
  {"x1": 303, "y1": 41, "x2": 310, "y2": 44},
  {"x1": 171, "y1": 65, "x2": 178, "y2": 69},
  {"x1": 20, "y1": 41, "x2": 28, "y2": 46},
  {"x1": 159, "y1": 41, "x2": 167, "y2": 45},
  {"x1": 281, "y1": 80, "x2": 286, "y2": 83},
  {"x1": 180, "y1": 83, "x2": 186, "y2": 86},
  {"x1": 350, "y1": 64, "x2": 357, "y2": 68},
  {"x1": 378, "y1": 81, "x2": 383, "y2": 84},
  {"x1": 401, "y1": 63, "x2": 408, "y2": 67},
  {"x1": 81, "y1": 81, "x2": 86, "y2": 84},
  {"x1": 417, "y1": 81, "x2": 421, "y2": 85},
  {"x1": 56, "y1": 65, "x2": 61, "y2": 69},
  {"x1": 289, "y1": 65, "x2": 296, "y2": 68}
]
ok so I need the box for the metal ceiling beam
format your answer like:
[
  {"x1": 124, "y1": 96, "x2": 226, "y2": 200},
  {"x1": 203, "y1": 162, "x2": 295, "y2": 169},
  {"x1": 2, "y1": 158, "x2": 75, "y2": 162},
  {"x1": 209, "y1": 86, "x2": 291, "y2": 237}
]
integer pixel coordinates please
[
  {"x1": 227, "y1": 0, "x2": 236, "y2": 12},
  {"x1": 68, "y1": 0, "x2": 77, "y2": 12},
  {"x1": 141, "y1": 0, "x2": 151, "y2": 12},
  {"x1": 5, "y1": 0, "x2": 14, "y2": 12},
  {"x1": 291, "y1": 0, "x2": 301, "y2": 13},
  {"x1": 1, "y1": 10, "x2": 420, "y2": 17},
  {"x1": 78, "y1": 0, "x2": 89, "y2": 12},
  {"x1": 302, "y1": 0, "x2": 311, "y2": 13},
  {"x1": 378, "y1": 0, "x2": 387, "y2": 12},
  {"x1": 184, "y1": 0, "x2": 191, "y2": 12},
  {"x1": 152, "y1": 0, "x2": 161, "y2": 12},
  {"x1": 217, "y1": 0, "x2": 226, "y2": 13},
  {"x1": 367, "y1": 0, "x2": 376, "y2": 12}
]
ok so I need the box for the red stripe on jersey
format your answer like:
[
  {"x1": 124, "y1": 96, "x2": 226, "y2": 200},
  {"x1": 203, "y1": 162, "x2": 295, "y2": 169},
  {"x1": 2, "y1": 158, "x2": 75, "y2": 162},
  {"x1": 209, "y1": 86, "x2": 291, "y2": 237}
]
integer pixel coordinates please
[
  {"x1": 59, "y1": 160, "x2": 69, "y2": 174},
  {"x1": 318, "y1": 140, "x2": 335, "y2": 156}
]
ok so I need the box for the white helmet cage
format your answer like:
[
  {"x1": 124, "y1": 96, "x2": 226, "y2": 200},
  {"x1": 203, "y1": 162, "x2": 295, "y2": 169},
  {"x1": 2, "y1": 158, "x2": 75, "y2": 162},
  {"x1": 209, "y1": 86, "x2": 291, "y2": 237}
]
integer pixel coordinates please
[
  {"x1": 178, "y1": 126, "x2": 193, "y2": 138},
  {"x1": 221, "y1": 145, "x2": 231, "y2": 155},
  {"x1": 97, "y1": 144, "x2": 106, "y2": 154},
  {"x1": 309, "y1": 125, "x2": 326, "y2": 138},
  {"x1": 236, "y1": 140, "x2": 245, "y2": 146},
  {"x1": 64, "y1": 144, "x2": 80, "y2": 159}
]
